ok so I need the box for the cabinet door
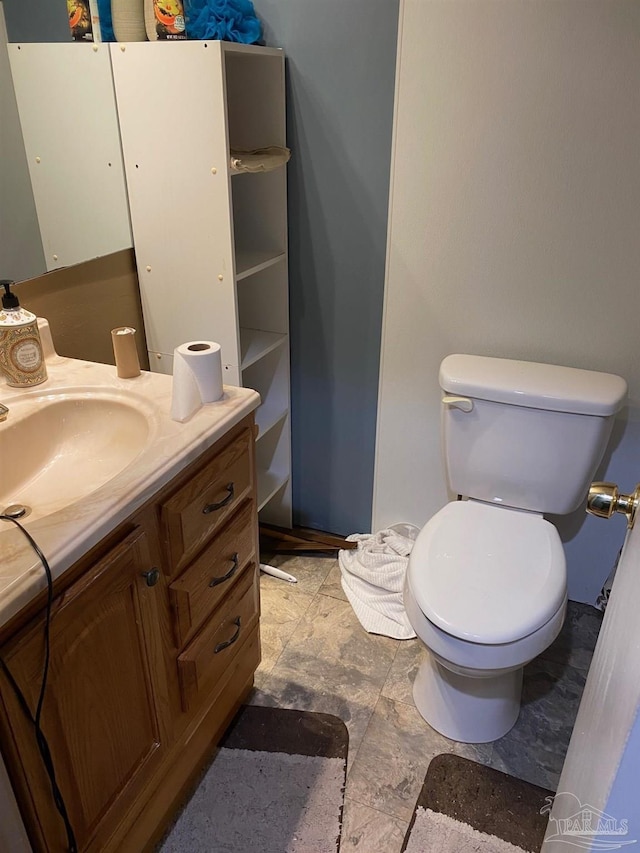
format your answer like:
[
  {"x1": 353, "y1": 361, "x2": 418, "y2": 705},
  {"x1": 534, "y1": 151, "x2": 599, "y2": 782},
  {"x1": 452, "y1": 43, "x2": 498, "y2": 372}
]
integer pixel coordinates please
[
  {"x1": 110, "y1": 42, "x2": 239, "y2": 370},
  {"x1": 0, "y1": 527, "x2": 170, "y2": 852}
]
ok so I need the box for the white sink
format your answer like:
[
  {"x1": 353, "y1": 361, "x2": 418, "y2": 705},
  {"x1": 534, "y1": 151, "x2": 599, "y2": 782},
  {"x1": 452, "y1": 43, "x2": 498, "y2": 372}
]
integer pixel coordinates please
[{"x1": 0, "y1": 389, "x2": 155, "y2": 520}]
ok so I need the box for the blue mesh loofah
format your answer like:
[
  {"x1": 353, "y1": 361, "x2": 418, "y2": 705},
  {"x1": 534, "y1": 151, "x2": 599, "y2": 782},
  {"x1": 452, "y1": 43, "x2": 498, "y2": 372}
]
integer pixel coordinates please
[{"x1": 184, "y1": 0, "x2": 262, "y2": 43}]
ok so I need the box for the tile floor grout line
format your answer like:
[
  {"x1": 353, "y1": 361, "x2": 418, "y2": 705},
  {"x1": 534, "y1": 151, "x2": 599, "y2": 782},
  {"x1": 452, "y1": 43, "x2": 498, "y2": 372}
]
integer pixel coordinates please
[
  {"x1": 320, "y1": 589, "x2": 349, "y2": 602},
  {"x1": 254, "y1": 619, "x2": 296, "y2": 686},
  {"x1": 378, "y1": 638, "x2": 403, "y2": 698},
  {"x1": 257, "y1": 614, "x2": 305, "y2": 682},
  {"x1": 343, "y1": 793, "x2": 410, "y2": 828},
  {"x1": 344, "y1": 691, "x2": 387, "y2": 783},
  {"x1": 343, "y1": 702, "x2": 378, "y2": 778}
]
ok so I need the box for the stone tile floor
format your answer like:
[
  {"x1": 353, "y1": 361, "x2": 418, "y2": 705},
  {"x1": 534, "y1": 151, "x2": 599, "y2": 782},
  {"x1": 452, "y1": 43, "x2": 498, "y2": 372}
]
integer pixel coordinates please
[{"x1": 250, "y1": 553, "x2": 604, "y2": 853}]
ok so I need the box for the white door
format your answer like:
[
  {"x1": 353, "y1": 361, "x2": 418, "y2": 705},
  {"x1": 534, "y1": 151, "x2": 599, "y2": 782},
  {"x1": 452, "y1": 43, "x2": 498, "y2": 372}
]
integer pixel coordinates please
[{"x1": 542, "y1": 486, "x2": 640, "y2": 850}]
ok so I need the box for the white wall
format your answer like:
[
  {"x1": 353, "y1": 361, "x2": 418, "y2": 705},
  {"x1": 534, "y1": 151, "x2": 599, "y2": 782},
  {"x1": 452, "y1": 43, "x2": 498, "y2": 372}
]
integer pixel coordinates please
[{"x1": 374, "y1": 0, "x2": 640, "y2": 602}]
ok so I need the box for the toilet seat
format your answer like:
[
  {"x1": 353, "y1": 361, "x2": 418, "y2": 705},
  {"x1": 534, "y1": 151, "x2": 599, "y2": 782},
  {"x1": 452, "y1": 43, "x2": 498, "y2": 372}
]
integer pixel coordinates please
[{"x1": 408, "y1": 501, "x2": 566, "y2": 645}]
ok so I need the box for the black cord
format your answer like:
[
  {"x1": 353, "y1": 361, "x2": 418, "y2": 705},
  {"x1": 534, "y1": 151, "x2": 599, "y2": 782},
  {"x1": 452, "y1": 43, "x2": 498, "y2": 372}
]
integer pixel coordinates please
[{"x1": 0, "y1": 515, "x2": 78, "y2": 853}]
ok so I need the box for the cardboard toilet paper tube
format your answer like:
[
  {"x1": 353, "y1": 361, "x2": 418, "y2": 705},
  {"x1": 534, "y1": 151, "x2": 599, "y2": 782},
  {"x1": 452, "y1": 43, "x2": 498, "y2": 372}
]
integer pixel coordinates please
[
  {"x1": 111, "y1": 327, "x2": 141, "y2": 378},
  {"x1": 171, "y1": 341, "x2": 223, "y2": 422}
]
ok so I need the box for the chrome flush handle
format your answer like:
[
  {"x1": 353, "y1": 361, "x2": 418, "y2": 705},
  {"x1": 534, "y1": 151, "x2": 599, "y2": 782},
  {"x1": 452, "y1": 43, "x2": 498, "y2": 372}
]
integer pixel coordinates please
[{"x1": 587, "y1": 482, "x2": 640, "y2": 529}]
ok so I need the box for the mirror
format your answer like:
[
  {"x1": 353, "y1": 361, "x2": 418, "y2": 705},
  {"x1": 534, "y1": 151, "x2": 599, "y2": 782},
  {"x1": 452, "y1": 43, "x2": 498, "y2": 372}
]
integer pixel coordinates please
[
  {"x1": 0, "y1": 14, "x2": 132, "y2": 283},
  {"x1": 0, "y1": 9, "x2": 44, "y2": 281}
]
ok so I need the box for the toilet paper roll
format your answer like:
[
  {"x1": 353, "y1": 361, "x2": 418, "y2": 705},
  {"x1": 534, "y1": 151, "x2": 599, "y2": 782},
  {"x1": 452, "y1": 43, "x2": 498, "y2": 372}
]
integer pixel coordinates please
[
  {"x1": 171, "y1": 341, "x2": 224, "y2": 423},
  {"x1": 111, "y1": 327, "x2": 141, "y2": 379}
]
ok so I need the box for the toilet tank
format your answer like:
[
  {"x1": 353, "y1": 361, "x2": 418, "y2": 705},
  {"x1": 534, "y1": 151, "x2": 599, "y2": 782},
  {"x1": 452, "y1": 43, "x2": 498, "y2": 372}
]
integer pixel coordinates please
[{"x1": 440, "y1": 355, "x2": 627, "y2": 515}]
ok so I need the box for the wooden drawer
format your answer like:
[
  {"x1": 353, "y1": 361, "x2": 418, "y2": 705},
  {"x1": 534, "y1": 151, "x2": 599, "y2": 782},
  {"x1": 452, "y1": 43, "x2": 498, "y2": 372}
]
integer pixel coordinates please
[
  {"x1": 169, "y1": 501, "x2": 256, "y2": 648},
  {"x1": 161, "y1": 428, "x2": 253, "y2": 574},
  {"x1": 177, "y1": 567, "x2": 259, "y2": 712}
]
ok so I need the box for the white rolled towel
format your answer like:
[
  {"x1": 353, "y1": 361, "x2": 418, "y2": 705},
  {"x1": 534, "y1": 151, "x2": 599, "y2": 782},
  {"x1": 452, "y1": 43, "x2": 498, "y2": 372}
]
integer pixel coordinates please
[{"x1": 339, "y1": 528, "x2": 418, "y2": 640}]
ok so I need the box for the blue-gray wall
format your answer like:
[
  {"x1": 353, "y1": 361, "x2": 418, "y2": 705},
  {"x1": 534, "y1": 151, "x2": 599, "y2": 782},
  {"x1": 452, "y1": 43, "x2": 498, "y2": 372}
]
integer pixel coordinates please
[
  {"x1": 2, "y1": 0, "x2": 399, "y2": 535},
  {"x1": 2, "y1": 0, "x2": 70, "y2": 42},
  {"x1": 260, "y1": 1, "x2": 398, "y2": 534}
]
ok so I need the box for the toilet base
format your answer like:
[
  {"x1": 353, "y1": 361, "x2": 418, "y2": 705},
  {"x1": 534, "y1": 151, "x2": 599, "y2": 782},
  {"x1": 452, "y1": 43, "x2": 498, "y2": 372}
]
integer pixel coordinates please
[{"x1": 413, "y1": 652, "x2": 523, "y2": 743}]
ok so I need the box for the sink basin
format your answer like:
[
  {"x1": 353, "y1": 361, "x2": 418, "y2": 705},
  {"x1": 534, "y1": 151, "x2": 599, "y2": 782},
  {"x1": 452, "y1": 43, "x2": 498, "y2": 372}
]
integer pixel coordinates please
[{"x1": 0, "y1": 390, "x2": 154, "y2": 520}]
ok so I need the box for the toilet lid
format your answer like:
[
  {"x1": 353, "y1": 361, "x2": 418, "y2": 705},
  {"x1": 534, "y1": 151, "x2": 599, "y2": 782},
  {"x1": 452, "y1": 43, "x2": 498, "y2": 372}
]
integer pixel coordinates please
[{"x1": 408, "y1": 501, "x2": 566, "y2": 644}]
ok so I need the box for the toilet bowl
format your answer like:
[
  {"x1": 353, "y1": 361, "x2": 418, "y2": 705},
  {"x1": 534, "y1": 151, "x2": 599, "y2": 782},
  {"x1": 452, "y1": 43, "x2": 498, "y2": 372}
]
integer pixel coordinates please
[
  {"x1": 405, "y1": 500, "x2": 567, "y2": 742},
  {"x1": 404, "y1": 354, "x2": 627, "y2": 744}
]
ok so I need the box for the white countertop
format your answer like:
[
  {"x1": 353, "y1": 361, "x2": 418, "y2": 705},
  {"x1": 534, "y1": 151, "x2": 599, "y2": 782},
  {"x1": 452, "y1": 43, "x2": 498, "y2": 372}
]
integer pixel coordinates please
[{"x1": 0, "y1": 356, "x2": 260, "y2": 630}]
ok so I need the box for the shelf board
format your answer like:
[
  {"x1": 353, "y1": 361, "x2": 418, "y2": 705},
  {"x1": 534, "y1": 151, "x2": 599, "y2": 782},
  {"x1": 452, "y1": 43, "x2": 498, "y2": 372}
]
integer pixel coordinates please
[
  {"x1": 240, "y1": 328, "x2": 287, "y2": 370},
  {"x1": 230, "y1": 164, "x2": 287, "y2": 180},
  {"x1": 222, "y1": 42, "x2": 284, "y2": 58},
  {"x1": 255, "y1": 404, "x2": 288, "y2": 441},
  {"x1": 235, "y1": 249, "x2": 285, "y2": 281},
  {"x1": 257, "y1": 470, "x2": 289, "y2": 512}
]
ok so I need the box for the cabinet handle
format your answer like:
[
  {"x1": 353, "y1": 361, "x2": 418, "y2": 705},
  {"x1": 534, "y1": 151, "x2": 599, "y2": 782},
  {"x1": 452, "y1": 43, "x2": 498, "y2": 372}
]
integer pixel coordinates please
[
  {"x1": 209, "y1": 553, "x2": 239, "y2": 587},
  {"x1": 142, "y1": 568, "x2": 160, "y2": 587},
  {"x1": 202, "y1": 483, "x2": 234, "y2": 514},
  {"x1": 214, "y1": 616, "x2": 241, "y2": 654}
]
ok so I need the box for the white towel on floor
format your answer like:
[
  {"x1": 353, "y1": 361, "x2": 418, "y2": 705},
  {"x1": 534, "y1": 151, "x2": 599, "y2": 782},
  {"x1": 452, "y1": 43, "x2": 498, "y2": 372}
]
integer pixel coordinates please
[{"x1": 339, "y1": 528, "x2": 417, "y2": 640}]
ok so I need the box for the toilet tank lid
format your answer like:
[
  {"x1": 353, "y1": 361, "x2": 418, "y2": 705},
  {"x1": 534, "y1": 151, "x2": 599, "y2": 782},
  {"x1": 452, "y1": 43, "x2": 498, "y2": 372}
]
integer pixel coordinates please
[{"x1": 440, "y1": 354, "x2": 627, "y2": 416}]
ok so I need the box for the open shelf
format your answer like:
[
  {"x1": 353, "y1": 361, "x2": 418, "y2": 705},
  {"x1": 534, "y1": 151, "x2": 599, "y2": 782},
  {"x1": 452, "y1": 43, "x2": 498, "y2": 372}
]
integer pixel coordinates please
[
  {"x1": 235, "y1": 249, "x2": 286, "y2": 281},
  {"x1": 242, "y1": 339, "x2": 289, "y2": 422},
  {"x1": 224, "y1": 48, "x2": 285, "y2": 151},
  {"x1": 258, "y1": 480, "x2": 292, "y2": 528},
  {"x1": 255, "y1": 404, "x2": 288, "y2": 441},
  {"x1": 237, "y1": 259, "x2": 288, "y2": 333},
  {"x1": 232, "y1": 170, "x2": 286, "y2": 267},
  {"x1": 255, "y1": 413, "x2": 290, "y2": 517},
  {"x1": 257, "y1": 470, "x2": 289, "y2": 512},
  {"x1": 240, "y1": 328, "x2": 287, "y2": 370}
]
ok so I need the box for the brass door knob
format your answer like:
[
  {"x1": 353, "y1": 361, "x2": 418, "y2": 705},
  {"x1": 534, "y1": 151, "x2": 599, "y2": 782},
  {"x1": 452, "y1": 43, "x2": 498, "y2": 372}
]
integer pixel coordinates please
[{"x1": 587, "y1": 482, "x2": 640, "y2": 529}]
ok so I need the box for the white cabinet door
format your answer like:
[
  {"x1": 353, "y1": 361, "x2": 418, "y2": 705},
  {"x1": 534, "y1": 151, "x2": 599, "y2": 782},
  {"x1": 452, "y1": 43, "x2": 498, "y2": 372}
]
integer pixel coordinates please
[{"x1": 110, "y1": 42, "x2": 240, "y2": 373}]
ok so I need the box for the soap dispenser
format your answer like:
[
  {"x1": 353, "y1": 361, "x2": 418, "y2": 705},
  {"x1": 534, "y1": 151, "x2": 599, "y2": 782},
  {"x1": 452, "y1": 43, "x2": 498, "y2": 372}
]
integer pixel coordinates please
[{"x1": 0, "y1": 280, "x2": 47, "y2": 387}]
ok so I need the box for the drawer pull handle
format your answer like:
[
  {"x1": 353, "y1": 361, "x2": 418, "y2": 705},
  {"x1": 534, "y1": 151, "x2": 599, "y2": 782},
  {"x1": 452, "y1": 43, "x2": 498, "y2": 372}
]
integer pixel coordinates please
[
  {"x1": 203, "y1": 483, "x2": 234, "y2": 514},
  {"x1": 214, "y1": 617, "x2": 241, "y2": 654},
  {"x1": 209, "y1": 553, "x2": 239, "y2": 587},
  {"x1": 142, "y1": 568, "x2": 160, "y2": 587}
]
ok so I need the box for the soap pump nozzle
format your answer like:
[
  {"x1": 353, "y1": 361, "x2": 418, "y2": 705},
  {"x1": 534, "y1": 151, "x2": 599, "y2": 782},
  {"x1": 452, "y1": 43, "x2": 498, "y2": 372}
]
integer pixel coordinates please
[{"x1": 1, "y1": 280, "x2": 20, "y2": 310}]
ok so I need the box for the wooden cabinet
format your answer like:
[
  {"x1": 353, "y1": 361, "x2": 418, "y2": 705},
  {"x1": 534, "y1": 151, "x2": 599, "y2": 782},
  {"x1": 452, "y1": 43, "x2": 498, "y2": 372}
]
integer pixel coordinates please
[
  {"x1": 0, "y1": 415, "x2": 260, "y2": 853},
  {"x1": 111, "y1": 41, "x2": 292, "y2": 529},
  {"x1": 0, "y1": 528, "x2": 170, "y2": 851}
]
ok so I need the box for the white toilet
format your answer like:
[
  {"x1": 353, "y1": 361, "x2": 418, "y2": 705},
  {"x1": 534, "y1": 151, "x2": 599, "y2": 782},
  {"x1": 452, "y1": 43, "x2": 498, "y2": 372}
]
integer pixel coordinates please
[{"x1": 404, "y1": 354, "x2": 627, "y2": 744}]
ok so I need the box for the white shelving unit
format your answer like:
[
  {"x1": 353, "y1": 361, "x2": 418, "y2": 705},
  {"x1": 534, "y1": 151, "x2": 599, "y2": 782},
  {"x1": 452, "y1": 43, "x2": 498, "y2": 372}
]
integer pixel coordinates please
[{"x1": 111, "y1": 41, "x2": 292, "y2": 527}]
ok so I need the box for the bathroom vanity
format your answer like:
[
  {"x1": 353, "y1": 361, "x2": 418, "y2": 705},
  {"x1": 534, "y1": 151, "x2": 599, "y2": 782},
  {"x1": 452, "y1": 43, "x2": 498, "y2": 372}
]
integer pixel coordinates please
[{"x1": 0, "y1": 357, "x2": 261, "y2": 852}]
